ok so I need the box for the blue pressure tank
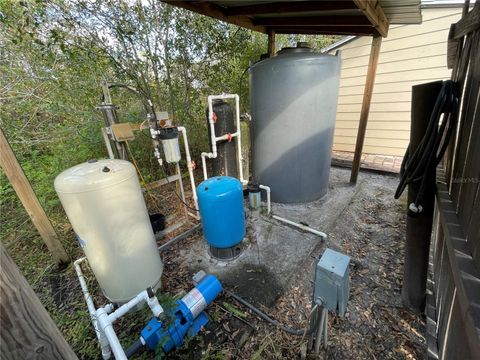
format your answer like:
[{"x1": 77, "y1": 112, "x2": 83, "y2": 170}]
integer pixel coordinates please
[{"x1": 197, "y1": 176, "x2": 245, "y2": 249}]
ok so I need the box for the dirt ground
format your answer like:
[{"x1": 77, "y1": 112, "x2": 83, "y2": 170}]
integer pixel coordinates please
[
  {"x1": 3, "y1": 166, "x2": 426, "y2": 359},
  {"x1": 158, "y1": 167, "x2": 426, "y2": 360}
]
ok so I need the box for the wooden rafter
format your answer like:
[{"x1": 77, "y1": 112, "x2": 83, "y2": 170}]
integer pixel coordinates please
[
  {"x1": 225, "y1": 1, "x2": 358, "y2": 16},
  {"x1": 162, "y1": 0, "x2": 266, "y2": 33},
  {"x1": 353, "y1": 0, "x2": 389, "y2": 37},
  {"x1": 162, "y1": 0, "x2": 390, "y2": 37},
  {"x1": 272, "y1": 26, "x2": 375, "y2": 36},
  {"x1": 253, "y1": 15, "x2": 371, "y2": 27}
]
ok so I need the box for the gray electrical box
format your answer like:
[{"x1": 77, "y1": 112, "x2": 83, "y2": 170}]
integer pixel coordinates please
[{"x1": 313, "y1": 248, "x2": 351, "y2": 317}]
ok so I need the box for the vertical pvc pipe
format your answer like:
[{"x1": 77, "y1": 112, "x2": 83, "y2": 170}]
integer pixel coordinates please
[
  {"x1": 201, "y1": 94, "x2": 246, "y2": 184},
  {"x1": 74, "y1": 258, "x2": 112, "y2": 360},
  {"x1": 259, "y1": 184, "x2": 271, "y2": 214},
  {"x1": 178, "y1": 127, "x2": 199, "y2": 214}
]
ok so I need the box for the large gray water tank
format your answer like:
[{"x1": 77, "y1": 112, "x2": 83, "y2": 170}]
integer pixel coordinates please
[{"x1": 250, "y1": 46, "x2": 341, "y2": 203}]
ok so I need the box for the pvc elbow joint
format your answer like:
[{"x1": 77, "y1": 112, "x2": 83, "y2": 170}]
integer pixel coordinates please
[{"x1": 146, "y1": 295, "x2": 163, "y2": 318}]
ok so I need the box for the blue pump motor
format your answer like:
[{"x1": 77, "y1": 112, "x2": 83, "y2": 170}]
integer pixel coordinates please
[
  {"x1": 133, "y1": 274, "x2": 222, "y2": 356},
  {"x1": 197, "y1": 176, "x2": 245, "y2": 249}
]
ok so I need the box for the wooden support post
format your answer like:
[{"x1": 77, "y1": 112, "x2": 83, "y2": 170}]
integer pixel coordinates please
[
  {"x1": 0, "y1": 128, "x2": 70, "y2": 266},
  {"x1": 267, "y1": 29, "x2": 276, "y2": 57},
  {"x1": 0, "y1": 244, "x2": 78, "y2": 359},
  {"x1": 402, "y1": 81, "x2": 443, "y2": 312},
  {"x1": 349, "y1": 35, "x2": 382, "y2": 184}
]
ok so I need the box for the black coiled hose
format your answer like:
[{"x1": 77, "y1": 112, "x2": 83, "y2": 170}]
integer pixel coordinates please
[{"x1": 394, "y1": 80, "x2": 459, "y2": 212}]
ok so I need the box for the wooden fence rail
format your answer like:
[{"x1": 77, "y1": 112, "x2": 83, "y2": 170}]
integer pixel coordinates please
[
  {"x1": 0, "y1": 244, "x2": 78, "y2": 359},
  {"x1": 428, "y1": 2, "x2": 480, "y2": 359}
]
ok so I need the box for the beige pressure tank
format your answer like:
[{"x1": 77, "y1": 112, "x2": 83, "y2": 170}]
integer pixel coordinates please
[{"x1": 55, "y1": 159, "x2": 163, "y2": 303}]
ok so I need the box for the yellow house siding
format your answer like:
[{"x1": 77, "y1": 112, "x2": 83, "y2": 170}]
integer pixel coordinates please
[{"x1": 330, "y1": 8, "x2": 462, "y2": 156}]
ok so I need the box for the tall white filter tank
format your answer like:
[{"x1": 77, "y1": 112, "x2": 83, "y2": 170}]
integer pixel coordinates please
[
  {"x1": 55, "y1": 159, "x2": 163, "y2": 303},
  {"x1": 250, "y1": 44, "x2": 341, "y2": 203}
]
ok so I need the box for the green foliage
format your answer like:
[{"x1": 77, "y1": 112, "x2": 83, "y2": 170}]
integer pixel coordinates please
[{"x1": 0, "y1": 1, "x2": 338, "y2": 357}]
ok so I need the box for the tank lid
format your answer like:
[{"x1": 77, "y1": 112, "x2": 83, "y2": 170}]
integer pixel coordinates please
[
  {"x1": 277, "y1": 42, "x2": 313, "y2": 55},
  {"x1": 197, "y1": 176, "x2": 242, "y2": 197},
  {"x1": 54, "y1": 159, "x2": 137, "y2": 193}
]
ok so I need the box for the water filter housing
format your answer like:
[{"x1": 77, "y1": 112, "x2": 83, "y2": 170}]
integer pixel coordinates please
[
  {"x1": 54, "y1": 159, "x2": 163, "y2": 303},
  {"x1": 197, "y1": 176, "x2": 245, "y2": 249}
]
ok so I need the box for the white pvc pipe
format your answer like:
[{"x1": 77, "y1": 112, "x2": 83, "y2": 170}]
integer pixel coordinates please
[
  {"x1": 178, "y1": 126, "x2": 199, "y2": 216},
  {"x1": 74, "y1": 257, "x2": 164, "y2": 360},
  {"x1": 96, "y1": 289, "x2": 163, "y2": 360},
  {"x1": 149, "y1": 125, "x2": 199, "y2": 220},
  {"x1": 272, "y1": 215, "x2": 327, "y2": 240},
  {"x1": 234, "y1": 94, "x2": 247, "y2": 185},
  {"x1": 201, "y1": 95, "x2": 218, "y2": 180},
  {"x1": 107, "y1": 290, "x2": 163, "y2": 324},
  {"x1": 215, "y1": 132, "x2": 239, "y2": 142},
  {"x1": 175, "y1": 162, "x2": 188, "y2": 217},
  {"x1": 74, "y1": 258, "x2": 112, "y2": 360},
  {"x1": 202, "y1": 95, "x2": 326, "y2": 240},
  {"x1": 201, "y1": 94, "x2": 247, "y2": 185},
  {"x1": 259, "y1": 185, "x2": 271, "y2": 214},
  {"x1": 102, "y1": 128, "x2": 115, "y2": 160},
  {"x1": 96, "y1": 307, "x2": 127, "y2": 360},
  {"x1": 258, "y1": 184, "x2": 326, "y2": 239}
]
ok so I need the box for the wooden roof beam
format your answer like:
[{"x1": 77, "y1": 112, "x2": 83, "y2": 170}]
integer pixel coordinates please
[
  {"x1": 272, "y1": 26, "x2": 375, "y2": 36},
  {"x1": 162, "y1": 0, "x2": 266, "y2": 33},
  {"x1": 353, "y1": 0, "x2": 389, "y2": 37},
  {"x1": 254, "y1": 15, "x2": 372, "y2": 27},
  {"x1": 225, "y1": 1, "x2": 358, "y2": 16}
]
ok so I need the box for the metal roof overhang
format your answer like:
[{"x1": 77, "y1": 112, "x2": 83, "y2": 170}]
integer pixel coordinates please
[{"x1": 161, "y1": 1, "x2": 422, "y2": 37}]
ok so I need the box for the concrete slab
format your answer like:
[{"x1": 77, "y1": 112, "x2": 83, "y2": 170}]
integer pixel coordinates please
[{"x1": 178, "y1": 167, "x2": 365, "y2": 308}]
